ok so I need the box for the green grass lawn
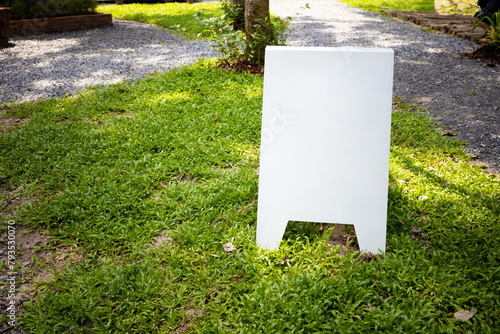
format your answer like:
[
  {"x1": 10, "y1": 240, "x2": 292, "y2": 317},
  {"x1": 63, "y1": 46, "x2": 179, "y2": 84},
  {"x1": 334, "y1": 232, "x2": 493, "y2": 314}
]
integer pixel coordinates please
[
  {"x1": 436, "y1": 0, "x2": 478, "y2": 15},
  {"x1": 97, "y1": 2, "x2": 224, "y2": 39},
  {"x1": 1, "y1": 61, "x2": 499, "y2": 333},
  {"x1": 340, "y1": 0, "x2": 434, "y2": 12},
  {"x1": 1, "y1": 0, "x2": 499, "y2": 332}
]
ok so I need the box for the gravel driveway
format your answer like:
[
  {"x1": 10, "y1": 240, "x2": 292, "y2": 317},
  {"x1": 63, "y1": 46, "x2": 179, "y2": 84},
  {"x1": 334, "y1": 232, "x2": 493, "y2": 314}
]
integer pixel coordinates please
[
  {"x1": 1, "y1": 0, "x2": 499, "y2": 173},
  {"x1": 0, "y1": 19, "x2": 216, "y2": 104}
]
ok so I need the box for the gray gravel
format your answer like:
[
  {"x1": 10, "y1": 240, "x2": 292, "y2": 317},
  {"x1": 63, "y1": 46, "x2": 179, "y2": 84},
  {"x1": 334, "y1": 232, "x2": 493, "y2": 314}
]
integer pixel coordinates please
[
  {"x1": 271, "y1": 0, "x2": 500, "y2": 174},
  {"x1": 1, "y1": 0, "x2": 499, "y2": 173},
  {"x1": 0, "y1": 19, "x2": 215, "y2": 104}
]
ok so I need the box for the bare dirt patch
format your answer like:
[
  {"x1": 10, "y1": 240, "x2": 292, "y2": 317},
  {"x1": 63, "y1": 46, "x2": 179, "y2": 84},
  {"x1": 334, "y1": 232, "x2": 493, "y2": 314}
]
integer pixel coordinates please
[
  {"x1": 180, "y1": 172, "x2": 200, "y2": 183},
  {"x1": 0, "y1": 184, "x2": 39, "y2": 221},
  {"x1": 0, "y1": 110, "x2": 30, "y2": 133},
  {"x1": 0, "y1": 225, "x2": 85, "y2": 329},
  {"x1": 172, "y1": 308, "x2": 204, "y2": 334},
  {"x1": 216, "y1": 59, "x2": 264, "y2": 76},
  {"x1": 151, "y1": 231, "x2": 173, "y2": 248},
  {"x1": 461, "y1": 44, "x2": 500, "y2": 66},
  {"x1": 109, "y1": 112, "x2": 134, "y2": 119},
  {"x1": 321, "y1": 223, "x2": 359, "y2": 255}
]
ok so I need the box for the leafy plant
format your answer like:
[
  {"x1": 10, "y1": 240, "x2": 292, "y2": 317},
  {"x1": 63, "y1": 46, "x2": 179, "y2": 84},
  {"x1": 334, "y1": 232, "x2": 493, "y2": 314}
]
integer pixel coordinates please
[
  {"x1": 28, "y1": 1, "x2": 47, "y2": 17},
  {"x1": 221, "y1": 0, "x2": 244, "y2": 30},
  {"x1": 59, "y1": 0, "x2": 96, "y2": 15},
  {"x1": 6, "y1": 0, "x2": 97, "y2": 19},
  {"x1": 197, "y1": 1, "x2": 290, "y2": 68},
  {"x1": 246, "y1": 15, "x2": 289, "y2": 66},
  {"x1": 197, "y1": 14, "x2": 246, "y2": 66},
  {"x1": 10, "y1": 0, "x2": 25, "y2": 16},
  {"x1": 481, "y1": 11, "x2": 500, "y2": 48}
]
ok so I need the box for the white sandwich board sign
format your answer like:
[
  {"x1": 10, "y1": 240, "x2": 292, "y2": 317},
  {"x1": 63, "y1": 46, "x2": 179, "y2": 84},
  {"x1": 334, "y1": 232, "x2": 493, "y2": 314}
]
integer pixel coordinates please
[{"x1": 256, "y1": 46, "x2": 394, "y2": 254}]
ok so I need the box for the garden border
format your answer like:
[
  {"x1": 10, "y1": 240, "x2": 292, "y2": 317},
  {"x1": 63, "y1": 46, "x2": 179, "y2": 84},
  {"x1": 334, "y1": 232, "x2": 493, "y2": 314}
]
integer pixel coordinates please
[
  {"x1": 8, "y1": 13, "x2": 112, "y2": 37},
  {"x1": 381, "y1": 10, "x2": 486, "y2": 42}
]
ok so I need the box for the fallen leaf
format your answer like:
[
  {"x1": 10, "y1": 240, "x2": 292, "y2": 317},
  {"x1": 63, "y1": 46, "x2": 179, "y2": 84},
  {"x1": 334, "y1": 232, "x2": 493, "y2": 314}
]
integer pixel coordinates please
[
  {"x1": 223, "y1": 242, "x2": 236, "y2": 252},
  {"x1": 280, "y1": 256, "x2": 289, "y2": 265},
  {"x1": 454, "y1": 308, "x2": 477, "y2": 322},
  {"x1": 210, "y1": 254, "x2": 220, "y2": 258},
  {"x1": 441, "y1": 131, "x2": 456, "y2": 137}
]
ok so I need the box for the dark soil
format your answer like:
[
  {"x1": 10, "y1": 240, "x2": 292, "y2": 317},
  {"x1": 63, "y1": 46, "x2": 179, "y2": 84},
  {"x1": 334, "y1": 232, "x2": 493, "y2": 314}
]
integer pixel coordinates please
[
  {"x1": 460, "y1": 44, "x2": 500, "y2": 67},
  {"x1": 216, "y1": 59, "x2": 263, "y2": 76}
]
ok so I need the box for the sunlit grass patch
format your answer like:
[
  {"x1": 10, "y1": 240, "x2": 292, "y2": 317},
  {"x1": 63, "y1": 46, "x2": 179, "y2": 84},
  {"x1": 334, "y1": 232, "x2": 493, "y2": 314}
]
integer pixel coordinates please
[
  {"x1": 340, "y1": 0, "x2": 434, "y2": 12},
  {"x1": 97, "y1": 2, "x2": 224, "y2": 39},
  {"x1": 436, "y1": 0, "x2": 478, "y2": 15}
]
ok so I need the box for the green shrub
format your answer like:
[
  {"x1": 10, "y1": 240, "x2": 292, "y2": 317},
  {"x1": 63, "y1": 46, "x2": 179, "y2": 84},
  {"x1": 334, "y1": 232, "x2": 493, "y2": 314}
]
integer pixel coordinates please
[
  {"x1": 221, "y1": 0, "x2": 244, "y2": 30},
  {"x1": 10, "y1": 0, "x2": 25, "y2": 16},
  {"x1": 29, "y1": 1, "x2": 47, "y2": 17},
  {"x1": 60, "y1": 0, "x2": 96, "y2": 14},
  {"x1": 7, "y1": 0, "x2": 97, "y2": 19},
  {"x1": 45, "y1": 0, "x2": 58, "y2": 16},
  {"x1": 197, "y1": 14, "x2": 246, "y2": 65},
  {"x1": 483, "y1": 12, "x2": 500, "y2": 49}
]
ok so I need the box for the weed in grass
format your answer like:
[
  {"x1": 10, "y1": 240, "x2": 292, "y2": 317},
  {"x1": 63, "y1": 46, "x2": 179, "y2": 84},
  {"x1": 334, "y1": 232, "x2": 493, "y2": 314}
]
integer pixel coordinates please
[{"x1": 1, "y1": 62, "x2": 498, "y2": 332}]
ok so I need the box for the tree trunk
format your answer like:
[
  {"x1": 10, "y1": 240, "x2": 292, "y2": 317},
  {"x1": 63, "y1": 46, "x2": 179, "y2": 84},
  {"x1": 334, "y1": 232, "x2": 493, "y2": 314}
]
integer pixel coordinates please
[
  {"x1": 0, "y1": 8, "x2": 11, "y2": 48},
  {"x1": 232, "y1": 0, "x2": 245, "y2": 30},
  {"x1": 244, "y1": 0, "x2": 272, "y2": 65},
  {"x1": 187, "y1": 0, "x2": 193, "y2": 3},
  {"x1": 115, "y1": 0, "x2": 124, "y2": 5},
  {"x1": 244, "y1": 0, "x2": 271, "y2": 41}
]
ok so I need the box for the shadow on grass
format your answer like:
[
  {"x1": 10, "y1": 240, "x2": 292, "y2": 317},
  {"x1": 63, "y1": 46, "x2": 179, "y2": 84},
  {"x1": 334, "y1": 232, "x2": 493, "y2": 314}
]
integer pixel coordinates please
[{"x1": 1, "y1": 63, "x2": 499, "y2": 333}]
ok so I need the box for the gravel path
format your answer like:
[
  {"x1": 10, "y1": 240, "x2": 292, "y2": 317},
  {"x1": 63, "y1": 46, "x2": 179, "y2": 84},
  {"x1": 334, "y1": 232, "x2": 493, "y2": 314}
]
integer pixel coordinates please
[
  {"x1": 1, "y1": 0, "x2": 499, "y2": 173},
  {"x1": 0, "y1": 19, "x2": 215, "y2": 104},
  {"x1": 271, "y1": 0, "x2": 500, "y2": 174}
]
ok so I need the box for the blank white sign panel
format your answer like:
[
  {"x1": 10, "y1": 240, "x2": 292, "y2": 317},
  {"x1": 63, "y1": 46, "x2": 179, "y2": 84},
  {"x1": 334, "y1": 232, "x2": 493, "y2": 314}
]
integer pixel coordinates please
[{"x1": 256, "y1": 46, "x2": 394, "y2": 253}]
